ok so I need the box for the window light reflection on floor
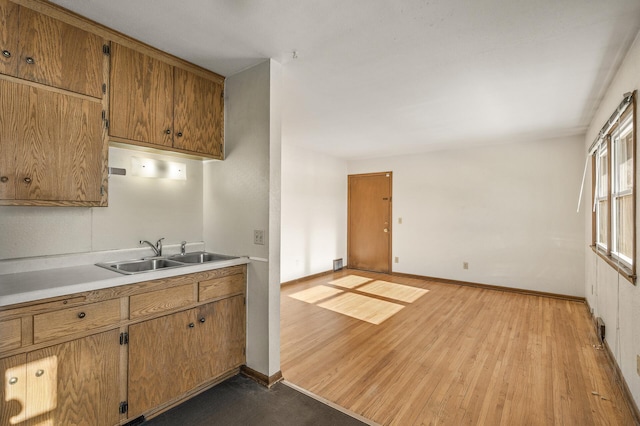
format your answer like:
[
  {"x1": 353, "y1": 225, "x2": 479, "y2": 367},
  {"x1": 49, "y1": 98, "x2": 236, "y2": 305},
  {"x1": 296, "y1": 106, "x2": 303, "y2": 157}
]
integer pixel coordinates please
[{"x1": 288, "y1": 275, "x2": 429, "y2": 325}]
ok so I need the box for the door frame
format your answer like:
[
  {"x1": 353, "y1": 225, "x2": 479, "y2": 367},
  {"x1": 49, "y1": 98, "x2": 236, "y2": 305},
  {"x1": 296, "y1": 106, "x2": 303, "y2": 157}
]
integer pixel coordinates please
[{"x1": 347, "y1": 171, "x2": 393, "y2": 273}]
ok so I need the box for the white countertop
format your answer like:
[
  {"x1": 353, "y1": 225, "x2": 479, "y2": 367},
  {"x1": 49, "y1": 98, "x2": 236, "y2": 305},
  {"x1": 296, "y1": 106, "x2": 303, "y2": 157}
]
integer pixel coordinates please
[{"x1": 0, "y1": 255, "x2": 250, "y2": 307}]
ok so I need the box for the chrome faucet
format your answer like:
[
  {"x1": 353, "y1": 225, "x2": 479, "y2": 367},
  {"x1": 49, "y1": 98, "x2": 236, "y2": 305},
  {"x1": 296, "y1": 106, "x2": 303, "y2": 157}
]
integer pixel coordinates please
[
  {"x1": 140, "y1": 238, "x2": 164, "y2": 257},
  {"x1": 181, "y1": 241, "x2": 187, "y2": 255}
]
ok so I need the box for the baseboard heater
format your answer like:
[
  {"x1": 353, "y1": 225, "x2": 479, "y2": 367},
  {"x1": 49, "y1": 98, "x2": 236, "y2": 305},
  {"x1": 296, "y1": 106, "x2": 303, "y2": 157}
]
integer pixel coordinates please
[
  {"x1": 333, "y1": 258, "x2": 343, "y2": 271},
  {"x1": 596, "y1": 317, "x2": 605, "y2": 343}
]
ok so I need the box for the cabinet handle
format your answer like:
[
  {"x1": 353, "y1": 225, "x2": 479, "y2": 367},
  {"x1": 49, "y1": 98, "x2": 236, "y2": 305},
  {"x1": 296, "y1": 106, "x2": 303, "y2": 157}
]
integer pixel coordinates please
[
  {"x1": 35, "y1": 369, "x2": 44, "y2": 377},
  {"x1": 8, "y1": 377, "x2": 18, "y2": 385},
  {"x1": 199, "y1": 317, "x2": 206, "y2": 323},
  {"x1": 0, "y1": 176, "x2": 8, "y2": 183},
  {"x1": 1, "y1": 50, "x2": 10, "y2": 58},
  {"x1": 188, "y1": 322, "x2": 195, "y2": 328},
  {"x1": 165, "y1": 129, "x2": 171, "y2": 135},
  {"x1": 25, "y1": 56, "x2": 35, "y2": 65},
  {"x1": 78, "y1": 312, "x2": 86, "y2": 319},
  {"x1": 176, "y1": 131, "x2": 183, "y2": 137},
  {"x1": 23, "y1": 177, "x2": 32, "y2": 184}
]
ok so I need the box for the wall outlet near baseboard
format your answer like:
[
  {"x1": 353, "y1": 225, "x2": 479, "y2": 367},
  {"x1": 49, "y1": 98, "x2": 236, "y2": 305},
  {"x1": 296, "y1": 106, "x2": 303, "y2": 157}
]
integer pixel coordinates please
[
  {"x1": 395, "y1": 257, "x2": 399, "y2": 263},
  {"x1": 463, "y1": 262, "x2": 469, "y2": 270}
]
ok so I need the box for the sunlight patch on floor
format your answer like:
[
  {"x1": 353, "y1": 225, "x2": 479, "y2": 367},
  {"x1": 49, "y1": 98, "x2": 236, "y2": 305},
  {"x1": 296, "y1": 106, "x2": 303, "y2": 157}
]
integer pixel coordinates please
[
  {"x1": 357, "y1": 280, "x2": 429, "y2": 303},
  {"x1": 289, "y1": 285, "x2": 344, "y2": 304},
  {"x1": 328, "y1": 275, "x2": 372, "y2": 289},
  {"x1": 317, "y1": 292, "x2": 404, "y2": 325}
]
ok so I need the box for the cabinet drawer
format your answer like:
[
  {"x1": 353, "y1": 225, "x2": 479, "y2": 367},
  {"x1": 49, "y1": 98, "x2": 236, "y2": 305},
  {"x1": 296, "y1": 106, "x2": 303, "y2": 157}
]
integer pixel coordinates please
[
  {"x1": 130, "y1": 283, "x2": 195, "y2": 320},
  {"x1": 33, "y1": 299, "x2": 120, "y2": 344},
  {"x1": 199, "y1": 274, "x2": 245, "y2": 302},
  {"x1": 0, "y1": 318, "x2": 22, "y2": 351}
]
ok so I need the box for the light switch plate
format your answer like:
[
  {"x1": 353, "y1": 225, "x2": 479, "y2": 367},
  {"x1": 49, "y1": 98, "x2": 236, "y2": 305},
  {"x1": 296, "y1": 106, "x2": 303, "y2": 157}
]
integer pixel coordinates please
[{"x1": 254, "y1": 230, "x2": 265, "y2": 245}]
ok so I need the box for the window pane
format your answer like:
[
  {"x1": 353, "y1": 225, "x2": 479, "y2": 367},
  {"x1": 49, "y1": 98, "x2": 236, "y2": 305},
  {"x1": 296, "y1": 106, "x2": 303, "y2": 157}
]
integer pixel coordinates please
[
  {"x1": 615, "y1": 194, "x2": 633, "y2": 259},
  {"x1": 597, "y1": 200, "x2": 608, "y2": 247},
  {"x1": 597, "y1": 147, "x2": 608, "y2": 198},
  {"x1": 615, "y1": 125, "x2": 633, "y2": 193}
]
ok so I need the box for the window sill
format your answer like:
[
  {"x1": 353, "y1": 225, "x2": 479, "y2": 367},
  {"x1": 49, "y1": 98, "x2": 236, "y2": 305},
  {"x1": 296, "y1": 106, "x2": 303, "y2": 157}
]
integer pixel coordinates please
[{"x1": 590, "y1": 245, "x2": 636, "y2": 285}]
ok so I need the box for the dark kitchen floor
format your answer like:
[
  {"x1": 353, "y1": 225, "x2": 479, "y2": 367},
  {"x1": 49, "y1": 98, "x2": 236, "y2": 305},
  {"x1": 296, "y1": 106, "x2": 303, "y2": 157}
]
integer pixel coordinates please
[{"x1": 143, "y1": 374, "x2": 372, "y2": 426}]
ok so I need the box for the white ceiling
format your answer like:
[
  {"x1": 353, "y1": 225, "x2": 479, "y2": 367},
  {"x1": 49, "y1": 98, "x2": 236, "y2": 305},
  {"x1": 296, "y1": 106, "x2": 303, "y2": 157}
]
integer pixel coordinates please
[{"x1": 52, "y1": 0, "x2": 640, "y2": 159}]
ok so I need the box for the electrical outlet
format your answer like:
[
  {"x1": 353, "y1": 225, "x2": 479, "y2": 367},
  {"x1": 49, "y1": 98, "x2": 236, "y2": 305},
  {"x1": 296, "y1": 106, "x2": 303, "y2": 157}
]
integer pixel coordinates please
[
  {"x1": 253, "y1": 230, "x2": 264, "y2": 245},
  {"x1": 398, "y1": 217, "x2": 402, "y2": 224},
  {"x1": 395, "y1": 257, "x2": 399, "y2": 263},
  {"x1": 463, "y1": 262, "x2": 469, "y2": 270}
]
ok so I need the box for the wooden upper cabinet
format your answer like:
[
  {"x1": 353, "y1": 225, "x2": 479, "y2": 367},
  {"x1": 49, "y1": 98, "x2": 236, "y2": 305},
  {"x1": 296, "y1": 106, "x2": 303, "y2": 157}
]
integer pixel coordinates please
[
  {"x1": 110, "y1": 43, "x2": 224, "y2": 159},
  {"x1": 17, "y1": 7, "x2": 104, "y2": 98},
  {"x1": 0, "y1": 0, "x2": 19, "y2": 77},
  {"x1": 0, "y1": 78, "x2": 18, "y2": 200},
  {"x1": 174, "y1": 68, "x2": 224, "y2": 157},
  {"x1": 13, "y1": 83, "x2": 104, "y2": 203},
  {"x1": 110, "y1": 43, "x2": 174, "y2": 147}
]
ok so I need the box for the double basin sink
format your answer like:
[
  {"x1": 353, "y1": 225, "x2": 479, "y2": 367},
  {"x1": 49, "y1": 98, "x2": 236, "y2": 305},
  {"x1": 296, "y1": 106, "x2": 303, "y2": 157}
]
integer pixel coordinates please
[{"x1": 96, "y1": 252, "x2": 239, "y2": 275}]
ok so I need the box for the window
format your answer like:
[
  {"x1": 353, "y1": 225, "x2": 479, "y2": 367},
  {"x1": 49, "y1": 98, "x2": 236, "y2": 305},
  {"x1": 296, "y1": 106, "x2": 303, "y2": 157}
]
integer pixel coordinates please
[{"x1": 591, "y1": 93, "x2": 636, "y2": 282}]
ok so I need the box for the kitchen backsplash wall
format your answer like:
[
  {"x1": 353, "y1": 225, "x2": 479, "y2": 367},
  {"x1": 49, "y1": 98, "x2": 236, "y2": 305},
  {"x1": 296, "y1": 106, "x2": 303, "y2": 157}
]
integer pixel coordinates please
[{"x1": 0, "y1": 147, "x2": 204, "y2": 260}]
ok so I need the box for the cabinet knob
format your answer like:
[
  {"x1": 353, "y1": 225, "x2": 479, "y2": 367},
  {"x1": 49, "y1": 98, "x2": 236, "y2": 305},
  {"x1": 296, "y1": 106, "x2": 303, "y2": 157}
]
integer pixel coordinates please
[
  {"x1": 23, "y1": 177, "x2": 32, "y2": 184},
  {"x1": 1, "y1": 50, "x2": 10, "y2": 58},
  {"x1": 25, "y1": 56, "x2": 35, "y2": 65},
  {"x1": 78, "y1": 312, "x2": 86, "y2": 319},
  {"x1": 165, "y1": 129, "x2": 171, "y2": 135},
  {"x1": 199, "y1": 317, "x2": 206, "y2": 323},
  {"x1": 35, "y1": 369, "x2": 44, "y2": 377},
  {"x1": 0, "y1": 176, "x2": 8, "y2": 183},
  {"x1": 176, "y1": 131, "x2": 183, "y2": 137},
  {"x1": 188, "y1": 322, "x2": 195, "y2": 328},
  {"x1": 8, "y1": 377, "x2": 18, "y2": 385}
]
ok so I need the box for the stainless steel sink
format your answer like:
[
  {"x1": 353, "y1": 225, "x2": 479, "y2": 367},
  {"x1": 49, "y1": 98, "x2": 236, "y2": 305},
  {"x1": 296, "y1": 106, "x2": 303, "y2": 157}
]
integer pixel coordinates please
[
  {"x1": 169, "y1": 251, "x2": 238, "y2": 264},
  {"x1": 96, "y1": 258, "x2": 185, "y2": 275}
]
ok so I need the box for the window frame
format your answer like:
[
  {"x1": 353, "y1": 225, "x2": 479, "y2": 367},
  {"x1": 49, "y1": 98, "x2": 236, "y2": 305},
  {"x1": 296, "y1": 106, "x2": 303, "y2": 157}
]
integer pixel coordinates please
[{"x1": 591, "y1": 94, "x2": 636, "y2": 284}]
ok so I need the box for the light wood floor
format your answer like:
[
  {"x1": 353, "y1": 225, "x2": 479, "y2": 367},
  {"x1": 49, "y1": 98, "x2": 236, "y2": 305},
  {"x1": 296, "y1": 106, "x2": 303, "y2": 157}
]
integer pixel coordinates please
[{"x1": 280, "y1": 269, "x2": 638, "y2": 425}]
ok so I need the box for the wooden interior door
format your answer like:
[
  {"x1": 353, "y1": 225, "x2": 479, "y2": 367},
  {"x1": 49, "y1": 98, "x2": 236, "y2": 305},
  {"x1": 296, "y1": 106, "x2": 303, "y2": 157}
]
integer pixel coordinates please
[
  {"x1": 173, "y1": 68, "x2": 223, "y2": 157},
  {"x1": 348, "y1": 172, "x2": 392, "y2": 273}
]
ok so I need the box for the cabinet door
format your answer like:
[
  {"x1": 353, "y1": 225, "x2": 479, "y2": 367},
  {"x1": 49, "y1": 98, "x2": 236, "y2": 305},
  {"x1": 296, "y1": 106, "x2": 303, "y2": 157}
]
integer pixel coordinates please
[
  {"x1": 15, "y1": 85, "x2": 104, "y2": 202},
  {"x1": 196, "y1": 295, "x2": 245, "y2": 382},
  {"x1": 0, "y1": 354, "x2": 27, "y2": 425},
  {"x1": 173, "y1": 68, "x2": 223, "y2": 158},
  {"x1": 17, "y1": 7, "x2": 103, "y2": 98},
  {"x1": 24, "y1": 330, "x2": 120, "y2": 426},
  {"x1": 128, "y1": 308, "x2": 199, "y2": 418},
  {"x1": 110, "y1": 43, "x2": 174, "y2": 147},
  {"x1": 0, "y1": 78, "x2": 18, "y2": 199},
  {"x1": 0, "y1": 0, "x2": 19, "y2": 77}
]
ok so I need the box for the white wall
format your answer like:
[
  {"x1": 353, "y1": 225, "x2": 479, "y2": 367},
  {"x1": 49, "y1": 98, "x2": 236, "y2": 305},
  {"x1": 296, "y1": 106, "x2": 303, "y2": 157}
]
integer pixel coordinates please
[
  {"x1": 584, "y1": 30, "x2": 640, "y2": 408},
  {"x1": 204, "y1": 59, "x2": 282, "y2": 378},
  {"x1": 348, "y1": 136, "x2": 585, "y2": 297},
  {"x1": 280, "y1": 144, "x2": 347, "y2": 283},
  {"x1": 0, "y1": 146, "x2": 203, "y2": 260}
]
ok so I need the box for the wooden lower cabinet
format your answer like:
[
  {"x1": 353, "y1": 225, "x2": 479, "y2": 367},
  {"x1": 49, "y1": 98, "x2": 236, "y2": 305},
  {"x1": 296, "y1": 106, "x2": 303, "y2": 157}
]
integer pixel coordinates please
[
  {"x1": 0, "y1": 329, "x2": 120, "y2": 426},
  {"x1": 127, "y1": 295, "x2": 246, "y2": 419}
]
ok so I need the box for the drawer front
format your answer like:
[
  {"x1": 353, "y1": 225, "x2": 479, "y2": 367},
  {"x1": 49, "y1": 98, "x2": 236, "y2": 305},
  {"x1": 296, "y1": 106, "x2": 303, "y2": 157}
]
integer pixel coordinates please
[
  {"x1": 0, "y1": 318, "x2": 22, "y2": 352},
  {"x1": 199, "y1": 274, "x2": 245, "y2": 302},
  {"x1": 130, "y1": 283, "x2": 195, "y2": 320},
  {"x1": 33, "y1": 299, "x2": 121, "y2": 344}
]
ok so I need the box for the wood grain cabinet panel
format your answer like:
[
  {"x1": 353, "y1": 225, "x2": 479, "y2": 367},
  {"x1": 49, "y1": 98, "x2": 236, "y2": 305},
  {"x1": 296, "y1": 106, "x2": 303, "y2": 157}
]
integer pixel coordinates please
[
  {"x1": 110, "y1": 43, "x2": 174, "y2": 147},
  {"x1": 33, "y1": 298, "x2": 120, "y2": 344},
  {"x1": 0, "y1": 78, "x2": 18, "y2": 200},
  {"x1": 199, "y1": 273, "x2": 245, "y2": 302},
  {"x1": 0, "y1": 318, "x2": 22, "y2": 352},
  {"x1": 173, "y1": 68, "x2": 223, "y2": 157},
  {"x1": 17, "y1": 7, "x2": 104, "y2": 98},
  {"x1": 0, "y1": 330, "x2": 119, "y2": 426},
  {"x1": 0, "y1": 0, "x2": 19, "y2": 77},
  {"x1": 13, "y1": 83, "x2": 104, "y2": 203},
  {"x1": 129, "y1": 283, "x2": 195, "y2": 320}
]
